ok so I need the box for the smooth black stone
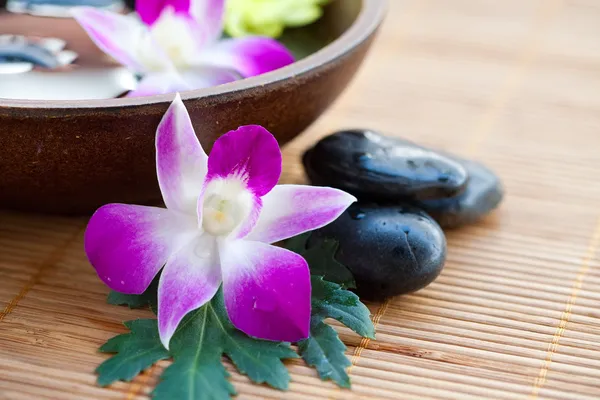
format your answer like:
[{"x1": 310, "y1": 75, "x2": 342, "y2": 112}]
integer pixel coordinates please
[
  {"x1": 309, "y1": 204, "x2": 446, "y2": 301},
  {"x1": 415, "y1": 158, "x2": 504, "y2": 228},
  {"x1": 303, "y1": 130, "x2": 468, "y2": 201}
]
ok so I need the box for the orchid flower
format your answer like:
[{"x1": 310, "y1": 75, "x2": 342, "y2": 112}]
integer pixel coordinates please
[
  {"x1": 84, "y1": 94, "x2": 356, "y2": 348},
  {"x1": 72, "y1": 0, "x2": 294, "y2": 97}
]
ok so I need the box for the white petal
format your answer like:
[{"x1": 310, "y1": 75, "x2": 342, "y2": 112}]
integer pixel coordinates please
[
  {"x1": 156, "y1": 94, "x2": 208, "y2": 215},
  {"x1": 246, "y1": 185, "x2": 356, "y2": 244}
]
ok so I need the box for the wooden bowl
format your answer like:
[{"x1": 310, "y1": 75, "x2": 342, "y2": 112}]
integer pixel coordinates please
[{"x1": 0, "y1": 0, "x2": 387, "y2": 214}]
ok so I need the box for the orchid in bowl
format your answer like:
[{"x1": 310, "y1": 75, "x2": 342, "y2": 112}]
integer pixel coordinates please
[
  {"x1": 72, "y1": 0, "x2": 294, "y2": 97},
  {"x1": 84, "y1": 94, "x2": 356, "y2": 348}
]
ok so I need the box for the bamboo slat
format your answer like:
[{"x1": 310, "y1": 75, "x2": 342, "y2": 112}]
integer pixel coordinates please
[{"x1": 2, "y1": 0, "x2": 600, "y2": 399}]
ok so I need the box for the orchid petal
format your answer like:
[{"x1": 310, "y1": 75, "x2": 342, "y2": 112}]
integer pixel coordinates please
[
  {"x1": 190, "y1": 0, "x2": 225, "y2": 43},
  {"x1": 206, "y1": 125, "x2": 282, "y2": 197},
  {"x1": 156, "y1": 93, "x2": 208, "y2": 215},
  {"x1": 72, "y1": 7, "x2": 155, "y2": 72},
  {"x1": 220, "y1": 240, "x2": 311, "y2": 342},
  {"x1": 137, "y1": 0, "x2": 191, "y2": 26},
  {"x1": 178, "y1": 67, "x2": 241, "y2": 89},
  {"x1": 84, "y1": 204, "x2": 197, "y2": 294},
  {"x1": 127, "y1": 68, "x2": 239, "y2": 97},
  {"x1": 200, "y1": 125, "x2": 280, "y2": 238},
  {"x1": 127, "y1": 73, "x2": 186, "y2": 97},
  {"x1": 201, "y1": 37, "x2": 294, "y2": 78},
  {"x1": 158, "y1": 235, "x2": 221, "y2": 349},
  {"x1": 246, "y1": 185, "x2": 357, "y2": 244}
]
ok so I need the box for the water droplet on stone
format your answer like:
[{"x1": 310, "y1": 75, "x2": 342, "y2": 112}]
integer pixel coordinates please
[
  {"x1": 309, "y1": 204, "x2": 447, "y2": 301},
  {"x1": 302, "y1": 130, "x2": 469, "y2": 200}
]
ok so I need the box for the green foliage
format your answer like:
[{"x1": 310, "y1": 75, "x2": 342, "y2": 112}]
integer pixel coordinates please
[
  {"x1": 310, "y1": 277, "x2": 375, "y2": 339},
  {"x1": 297, "y1": 277, "x2": 374, "y2": 387},
  {"x1": 99, "y1": 291, "x2": 296, "y2": 400},
  {"x1": 285, "y1": 233, "x2": 356, "y2": 289},
  {"x1": 297, "y1": 319, "x2": 352, "y2": 388},
  {"x1": 153, "y1": 305, "x2": 235, "y2": 400},
  {"x1": 107, "y1": 275, "x2": 159, "y2": 313},
  {"x1": 96, "y1": 319, "x2": 169, "y2": 387}
]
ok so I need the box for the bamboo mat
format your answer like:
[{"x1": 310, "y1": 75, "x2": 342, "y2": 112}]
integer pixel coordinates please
[{"x1": 2, "y1": 0, "x2": 600, "y2": 399}]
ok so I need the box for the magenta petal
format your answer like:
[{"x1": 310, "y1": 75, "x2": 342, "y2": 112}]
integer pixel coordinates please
[
  {"x1": 206, "y1": 125, "x2": 282, "y2": 197},
  {"x1": 156, "y1": 93, "x2": 208, "y2": 214},
  {"x1": 203, "y1": 37, "x2": 294, "y2": 78},
  {"x1": 84, "y1": 204, "x2": 197, "y2": 294},
  {"x1": 190, "y1": 0, "x2": 225, "y2": 43},
  {"x1": 246, "y1": 185, "x2": 357, "y2": 244},
  {"x1": 220, "y1": 240, "x2": 311, "y2": 342},
  {"x1": 157, "y1": 235, "x2": 221, "y2": 349},
  {"x1": 72, "y1": 7, "x2": 149, "y2": 72},
  {"x1": 137, "y1": 0, "x2": 191, "y2": 26}
]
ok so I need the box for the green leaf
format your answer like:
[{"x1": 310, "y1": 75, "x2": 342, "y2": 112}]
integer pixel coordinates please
[
  {"x1": 154, "y1": 307, "x2": 235, "y2": 400},
  {"x1": 155, "y1": 291, "x2": 297, "y2": 399},
  {"x1": 297, "y1": 319, "x2": 352, "y2": 388},
  {"x1": 311, "y1": 277, "x2": 375, "y2": 339},
  {"x1": 100, "y1": 290, "x2": 296, "y2": 398},
  {"x1": 107, "y1": 291, "x2": 153, "y2": 309},
  {"x1": 285, "y1": 233, "x2": 356, "y2": 288},
  {"x1": 297, "y1": 276, "x2": 375, "y2": 387},
  {"x1": 96, "y1": 319, "x2": 169, "y2": 387},
  {"x1": 107, "y1": 275, "x2": 159, "y2": 313},
  {"x1": 213, "y1": 294, "x2": 298, "y2": 390},
  {"x1": 223, "y1": 331, "x2": 297, "y2": 390}
]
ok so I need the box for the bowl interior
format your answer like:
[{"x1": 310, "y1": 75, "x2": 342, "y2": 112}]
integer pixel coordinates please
[{"x1": 0, "y1": 1, "x2": 362, "y2": 100}]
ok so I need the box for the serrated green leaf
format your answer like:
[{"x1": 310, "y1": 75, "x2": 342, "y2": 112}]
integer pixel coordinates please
[
  {"x1": 154, "y1": 353, "x2": 234, "y2": 400},
  {"x1": 99, "y1": 290, "x2": 296, "y2": 398},
  {"x1": 152, "y1": 290, "x2": 297, "y2": 399},
  {"x1": 311, "y1": 276, "x2": 375, "y2": 339},
  {"x1": 154, "y1": 307, "x2": 235, "y2": 400},
  {"x1": 107, "y1": 275, "x2": 159, "y2": 312},
  {"x1": 297, "y1": 277, "x2": 375, "y2": 387},
  {"x1": 211, "y1": 293, "x2": 298, "y2": 390},
  {"x1": 96, "y1": 319, "x2": 169, "y2": 387},
  {"x1": 285, "y1": 233, "x2": 356, "y2": 288},
  {"x1": 107, "y1": 291, "x2": 152, "y2": 309},
  {"x1": 297, "y1": 319, "x2": 351, "y2": 388}
]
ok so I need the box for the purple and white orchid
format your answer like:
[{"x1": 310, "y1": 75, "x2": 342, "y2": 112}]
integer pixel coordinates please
[
  {"x1": 72, "y1": 0, "x2": 294, "y2": 97},
  {"x1": 84, "y1": 94, "x2": 356, "y2": 348}
]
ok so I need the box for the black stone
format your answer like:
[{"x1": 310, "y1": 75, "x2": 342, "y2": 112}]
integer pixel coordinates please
[
  {"x1": 309, "y1": 204, "x2": 446, "y2": 301},
  {"x1": 303, "y1": 130, "x2": 468, "y2": 201},
  {"x1": 415, "y1": 158, "x2": 504, "y2": 228}
]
